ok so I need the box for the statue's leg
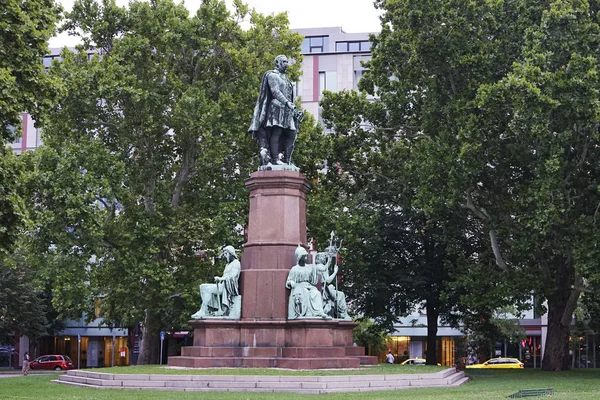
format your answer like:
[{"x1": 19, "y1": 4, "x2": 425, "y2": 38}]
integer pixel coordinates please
[
  {"x1": 257, "y1": 128, "x2": 271, "y2": 166},
  {"x1": 335, "y1": 290, "x2": 351, "y2": 319},
  {"x1": 215, "y1": 283, "x2": 226, "y2": 316},
  {"x1": 200, "y1": 283, "x2": 217, "y2": 314},
  {"x1": 281, "y1": 129, "x2": 297, "y2": 164},
  {"x1": 199, "y1": 284, "x2": 209, "y2": 314},
  {"x1": 269, "y1": 126, "x2": 284, "y2": 164}
]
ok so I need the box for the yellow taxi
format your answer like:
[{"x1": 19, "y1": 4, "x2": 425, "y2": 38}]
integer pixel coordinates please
[{"x1": 466, "y1": 357, "x2": 524, "y2": 369}]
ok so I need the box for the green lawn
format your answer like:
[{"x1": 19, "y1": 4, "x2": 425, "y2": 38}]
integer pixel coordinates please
[{"x1": 1, "y1": 368, "x2": 599, "y2": 399}]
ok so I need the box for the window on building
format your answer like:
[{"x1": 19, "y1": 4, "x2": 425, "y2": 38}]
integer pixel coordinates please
[
  {"x1": 43, "y1": 55, "x2": 62, "y2": 69},
  {"x1": 295, "y1": 80, "x2": 303, "y2": 101},
  {"x1": 302, "y1": 36, "x2": 329, "y2": 53},
  {"x1": 319, "y1": 71, "x2": 326, "y2": 95},
  {"x1": 336, "y1": 41, "x2": 371, "y2": 52},
  {"x1": 319, "y1": 71, "x2": 338, "y2": 97},
  {"x1": 318, "y1": 106, "x2": 333, "y2": 133},
  {"x1": 354, "y1": 70, "x2": 364, "y2": 91},
  {"x1": 8, "y1": 125, "x2": 20, "y2": 144},
  {"x1": 387, "y1": 336, "x2": 411, "y2": 363}
]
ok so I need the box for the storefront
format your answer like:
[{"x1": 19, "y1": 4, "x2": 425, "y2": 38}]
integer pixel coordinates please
[
  {"x1": 33, "y1": 321, "x2": 129, "y2": 368},
  {"x1": 385, "y1": 334, "x2": 461, "y2": 366}
]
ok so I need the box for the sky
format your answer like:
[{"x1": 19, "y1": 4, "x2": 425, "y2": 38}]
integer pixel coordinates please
[{"x1": 51, "y1": 0, "x2": 383, "y2": 47}]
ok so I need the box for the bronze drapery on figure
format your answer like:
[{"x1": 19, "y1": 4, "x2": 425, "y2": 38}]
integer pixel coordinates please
[
  {"x1": 249, "y1": 55, "x2": 304, "y2": 169},
  {"x1": 191, "y1": 245, "x2": 241, "y2": 319}
]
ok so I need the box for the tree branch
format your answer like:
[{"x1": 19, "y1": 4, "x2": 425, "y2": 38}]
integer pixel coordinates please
[
  {"x1": 144, "y1": 180, "x2": 155, "y2": 213},
  {"x1": 561, "y1": 269, "x2": 582, "y2": 326},
  {"x1": 566, "y1": 139, "x2": 589, "y2": 183},
  {"x1": 171, "y1": 149, "x2": 193, "y2": 208},
  {"x1": 462, "y1": 191, "x2": 507, "y2": 271},
  {"x1": 534, "y1": 248, "x2": 552, "y2": 284},
  {"x1": 488, "y1": 230, "x2": 508, "y2": 271},
  {"x1": 461, "y1": 191, "x2": 490, "y2": 221},
  {"x1": 95, "y1": 196, "x2": 116, "y2": 229}
]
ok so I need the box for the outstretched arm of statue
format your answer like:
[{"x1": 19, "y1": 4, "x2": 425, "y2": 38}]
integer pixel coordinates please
[
  {"x1": 325, "y1": 264, "x2": 339, "y2": 284},
  {"x1": 315, "y1": 254, "x2": 333, "y2": 273}
]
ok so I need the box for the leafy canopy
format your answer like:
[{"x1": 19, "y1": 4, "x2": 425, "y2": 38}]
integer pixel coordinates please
[
  {"x1": 0, "y1": 0, "x2": 61, "y2": 142},
  {"x1": 25, "y1": 0, "x2": 329, "y2": 364}
]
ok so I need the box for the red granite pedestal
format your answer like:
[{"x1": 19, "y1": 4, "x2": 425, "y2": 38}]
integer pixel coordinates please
[{"x1": 168, "y1": 170, "x2": 377, "y2": 369}]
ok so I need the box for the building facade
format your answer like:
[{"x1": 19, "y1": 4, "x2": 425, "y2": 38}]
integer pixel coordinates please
[{"x1": 292, "y1": 27, "x2": 373, "y2": 126}]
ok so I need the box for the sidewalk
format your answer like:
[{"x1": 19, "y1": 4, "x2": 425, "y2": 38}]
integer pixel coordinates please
[{"x1": 0, "y1": 369, "x2": 66, "y2": 376}]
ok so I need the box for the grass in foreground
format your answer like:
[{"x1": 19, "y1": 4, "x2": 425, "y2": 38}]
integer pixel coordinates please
[{"x1": 0, "y1": 368, "x2": 599, "y2": 399}]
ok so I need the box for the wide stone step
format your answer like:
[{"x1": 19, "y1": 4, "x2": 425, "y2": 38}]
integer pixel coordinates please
[
  {"x1": 55, "y1": 368, "x2": 469, "y2": 393},
  {"x1": 181, "y1": 347, "x2": 282, "y2": 358},
  {"x1": 345, "y1": 346, "x2": 367, "y2": 356},
  {"x1": 173, "y1": 344, "x2": 377, "y2": 369},
  {"x1": 281, "y1": 346, "x2": 346, "y2": 358},
  {"x1": 356, "y1": 355, "x2": 379, "y2": 365},
  {"x1": 181, "y1": 346, "x2": 360, "y2": 359},
  {"x1": 167, "y1": 355, "x2": 361, "y2": 369}
]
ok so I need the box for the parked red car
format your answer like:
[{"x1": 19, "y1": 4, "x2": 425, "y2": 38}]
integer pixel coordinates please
[{"x1": 30, "y1": 355, "x2": 75, "y2": 370}]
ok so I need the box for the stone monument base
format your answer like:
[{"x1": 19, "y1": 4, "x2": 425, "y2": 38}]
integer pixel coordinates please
[
  {"x1": 167, "y1": 319, "x2": 378, "y2": 369},
  {"x1": 167, "y1": 170, "x2": 379, "y2": 370}
]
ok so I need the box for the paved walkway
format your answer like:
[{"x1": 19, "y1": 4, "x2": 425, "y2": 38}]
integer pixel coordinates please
[{"x1": 0, "y1": 370, "x2": 66, "y2": 378}]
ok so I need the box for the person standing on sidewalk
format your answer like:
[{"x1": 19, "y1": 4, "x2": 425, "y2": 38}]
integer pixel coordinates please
[
  {"x1": 386, "y1": 350, "x2": 395, "y2": 364},
  {"x1": 22, "y1": 352, "x2": 30, "y2": 375}
]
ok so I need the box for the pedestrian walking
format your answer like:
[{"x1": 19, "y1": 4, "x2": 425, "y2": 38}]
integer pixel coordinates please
[
  {"x1": 386, "y1": 350, "x2": 395, "y2": 364},
  {"x1": 22, "y1": 352, "x2": 30, "y2": 375}
]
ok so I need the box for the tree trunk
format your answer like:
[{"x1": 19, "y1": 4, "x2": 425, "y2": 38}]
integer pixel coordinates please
[
  {"x1": 541, "y1": 256, "x2": 579, "y2": 371},
  {"x1": 542, "y1": 306, "x2": 571, "y2": 371},
  {"x1": 426, "y1": 301, "x2": 439, "y2": 365},
  {"x1": 137, "y1": 310, "x2": 161, "y2": 365}
]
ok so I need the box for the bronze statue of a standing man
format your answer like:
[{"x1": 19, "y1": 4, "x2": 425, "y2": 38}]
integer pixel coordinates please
[{"x1": 248, "y1": 55, "x2": 303, "y2": 167}]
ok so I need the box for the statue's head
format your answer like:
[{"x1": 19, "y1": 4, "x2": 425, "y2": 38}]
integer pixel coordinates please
[
  {"x1": 295, "y1": 244, "x2": 308, "y2": 263},
  {"x1": 221, "y1": 245, "x2": 237, "y2": 260},
  {"x1": 315, "y1": 252, "x2": 327, "y2": 265},
  {"x1": 274, "y1": 55, "x2": 289, "y2": 72}
]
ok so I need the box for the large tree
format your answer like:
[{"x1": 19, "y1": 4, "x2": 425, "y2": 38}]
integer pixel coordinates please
[
  {"x1": 0, "y1": 152, "x2": 51, "y2": 344},
  {"x1": 0, "y1": 0, "x2": 61, "y2": 141},
  {"x1": 325, "y1": 0, "x2": 600, "y2": 370},
  {"x1": 317, "y1": 89, "x2": 519, "y2": 365},
  {"x1": 462, "y1": 1, "x2": 600, "y2": 370},
  {"x1": 1, "y1": 0, "x2": 60, "y2": 257},
  {"x1": 0, "y1": 0, "x2": 60, "y2": 351},
  {"x1": 24, "y1": 0, "x2": 328, "y2": 364},
  {"x1": 0, "y1": 251, "x2": 48, "y2": 344},
  {"x1": 0, "y1": 148, "x2": 24, "y2": 257}
]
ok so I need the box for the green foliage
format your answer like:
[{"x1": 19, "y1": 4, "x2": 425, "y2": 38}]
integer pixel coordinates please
[
  {"x1": 464, "y1": 306, "x2": 526, "y2": 359},
  {"x1": 23, "y1": 0, "x2": 308, "y2": 364},
  {"x1": 0, "y1": 0, "x2": 61, "y2": 142},
  {"x1": 0, "y1": 147, "x2": 26, "y2": 257},
  {"x1": 321, "y1": 0, "x2": 600, "y2": 371},
  {"x1": 0, "y1": 252, "x2": 48, "y2": 342},
  {"x1": 1, "y1": 1, "x2": 60, "y2": 339},
  {"x1": 352, "y1": 318, "x2": 390, "y2": 355}
]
